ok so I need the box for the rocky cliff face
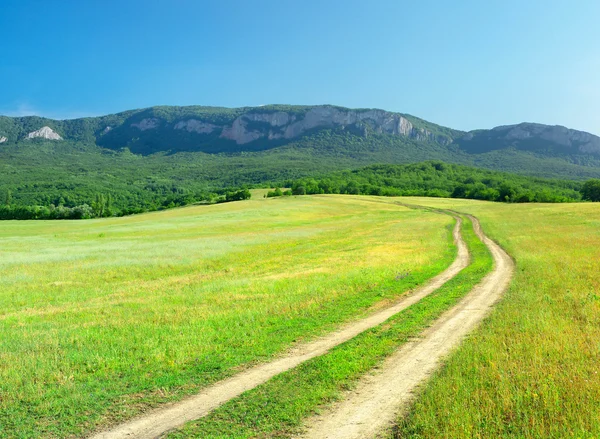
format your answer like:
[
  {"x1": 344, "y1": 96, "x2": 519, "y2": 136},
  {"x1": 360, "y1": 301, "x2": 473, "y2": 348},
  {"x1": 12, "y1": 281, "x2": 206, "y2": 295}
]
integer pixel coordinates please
[
  {"x1": 131, "y1": 118, "x2": 160, "y2": 131},
  {"x1": 225, "y1": 107, "x2": 454, "y2": 145},
  {"x1": 1, "y1": 105, "x2": 459, "y2": 154},
  {"x1": 163, "y1": 106, "x2": 453, "y2": 146},
  {"x1": 174, "y1": 119, "x2": 217, "y2": 134},
  {"x1": 459, "y1": 122, "x2": 600, "y2": 156},
  {"x1": 6, "y1": 105, "x2": 598, "y2": 160},
  {"x1": 495, "y1": 123, "x2": 600, "y2": 154},
  {"x1": 26, "y1": 126, "x2": 63, "y2": 141},
  {"x1": 115, "y1": 105, "x2": 457, "y2": 154}
]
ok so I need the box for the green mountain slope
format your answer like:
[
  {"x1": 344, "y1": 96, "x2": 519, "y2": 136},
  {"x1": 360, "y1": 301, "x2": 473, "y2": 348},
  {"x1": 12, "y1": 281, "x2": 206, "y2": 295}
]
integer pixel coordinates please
[
  {"x1": 0, "y1": 105, "x2": 462, "y2": 154},
  {"x1": 1, "y1": 104, "x2": 599, "y2": 168},
  {"x1": 1, "y1": 104, "x2": 600, "y2": 213}
]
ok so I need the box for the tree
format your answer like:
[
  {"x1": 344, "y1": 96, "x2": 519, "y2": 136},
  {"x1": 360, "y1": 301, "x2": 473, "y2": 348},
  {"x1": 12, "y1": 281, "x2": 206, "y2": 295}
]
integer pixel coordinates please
[
  {"x1": 4, "y1": 189, "x2": 11, "y2": 206},
  {"x1": 92, "y1": 194, "x2": 106, "y2": 217},
  {"x1": 72, "y1": 204, "x2": 94, "y2": 219},
  {"x1": 343, "y1": 181, "x2": 360, "y2": 195},
  {"x1": 225, "y1": 189, "x2": 251, "y2": 202},
  {"x1": 581, "y1": 179, "x2": 600, "y2": 201},
  {"x1": 292, "y1": 186, "x2": 306, "y2": 195},
  {"x1": 451, "y1": 184, "x2": 468, "y2": 198},
  {"x1": 498, "y1": 183, "x2": 517, "y2": 202},
  {"x1": 267, "y1": 188, "x2": 283, "y2": 197}
]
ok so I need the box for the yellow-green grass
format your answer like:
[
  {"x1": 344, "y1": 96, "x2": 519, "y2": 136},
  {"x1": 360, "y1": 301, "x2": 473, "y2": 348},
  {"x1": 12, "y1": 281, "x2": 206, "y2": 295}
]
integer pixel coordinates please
[
  {"x1": 0, "y1": 195, "x2": 454, "y2": 438},
  {"x1": 165, "y1": 215, "x2": 493, "y2": 439},
  {"x1": 249, "y1": 188, "x2": 272, "y2": 198},
  {"x1": 392, "y1": 197, "x2": 600, "y2": 438},
  {"x1": 249, "y1": 188, "x2": 291, "y2": 199}
]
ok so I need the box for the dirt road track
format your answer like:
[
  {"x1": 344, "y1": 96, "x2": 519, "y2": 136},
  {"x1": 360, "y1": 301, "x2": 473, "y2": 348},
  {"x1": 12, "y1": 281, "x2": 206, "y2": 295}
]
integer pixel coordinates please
[
  {"x1": 89, "y1": 215, "x2": 468, "y2": 439},
  {"x1": 296, "y1": 215, "x2": 514, "y2": 439}
]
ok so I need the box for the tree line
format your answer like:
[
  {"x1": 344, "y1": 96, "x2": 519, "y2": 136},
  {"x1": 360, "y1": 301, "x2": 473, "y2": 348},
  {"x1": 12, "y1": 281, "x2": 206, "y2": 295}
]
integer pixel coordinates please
[
  {"x1": 3, "y1": 161, "x2": 598, "y2": 220},
  {"x1": 268, "y1": 162, "x2": 599, "y2": 202},
  {"x1": 0, "y1": 188, "x2": 251, "y2": 220}
]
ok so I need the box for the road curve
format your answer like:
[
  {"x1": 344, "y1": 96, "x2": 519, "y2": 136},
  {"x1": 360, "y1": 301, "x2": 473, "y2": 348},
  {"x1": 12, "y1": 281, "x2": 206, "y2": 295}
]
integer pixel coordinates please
[
  {"x1": 296, "y1": 214, "x2": 514, "y2": 439},
  {"x1": 89, "y1": 214, "x2": 468, "y2": 439}
]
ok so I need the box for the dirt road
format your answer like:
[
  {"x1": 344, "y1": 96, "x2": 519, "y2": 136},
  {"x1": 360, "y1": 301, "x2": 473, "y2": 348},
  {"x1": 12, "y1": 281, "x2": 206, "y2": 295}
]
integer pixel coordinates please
[
  {"x1": 89, "y1": 216, "x2": 468, "y2": 439},
  {"x1": 296, "y1": 215, "x2": 514, "y2": 439}
]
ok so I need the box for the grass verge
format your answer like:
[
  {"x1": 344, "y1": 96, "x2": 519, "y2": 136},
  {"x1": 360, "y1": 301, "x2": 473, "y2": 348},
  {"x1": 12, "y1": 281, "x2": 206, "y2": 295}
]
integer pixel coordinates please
[
  {"x1": 391, "y1": 198, "x2": 600, "y2": 439},
  {"x1": 165, "y1": 216, "x2": 493, "y2": 439}
]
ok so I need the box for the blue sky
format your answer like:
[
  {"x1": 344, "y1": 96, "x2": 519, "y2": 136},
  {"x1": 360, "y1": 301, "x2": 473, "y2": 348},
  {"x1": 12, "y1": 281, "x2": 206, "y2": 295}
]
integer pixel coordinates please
[{"x1": 1, "y1": 0, "x2": 598, "y2": 134}]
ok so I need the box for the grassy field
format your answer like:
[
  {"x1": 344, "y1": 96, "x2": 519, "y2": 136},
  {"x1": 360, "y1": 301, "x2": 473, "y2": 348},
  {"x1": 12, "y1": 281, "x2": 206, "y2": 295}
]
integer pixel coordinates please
[
  {"x1": 393, "y1": 198, "x2": 600, "y2": 438},
  {"x1": 165, "y1": 215, "x2": 493, "y2": 439},
  {"x1": 0, "y1": 195, "x2": 455, "y2": 438}
]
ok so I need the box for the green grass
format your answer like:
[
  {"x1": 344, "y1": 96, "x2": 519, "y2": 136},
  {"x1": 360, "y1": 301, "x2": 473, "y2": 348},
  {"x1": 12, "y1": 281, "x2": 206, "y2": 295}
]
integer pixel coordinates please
[
  {"x1": 164, "y1": 214, "x2": 493, "y2": 438},
  {"x1": 393, "y1": 198, "x2": 600, "y2": 438},
  {"x1": 0, "y1": 195, "x2": 454, "y2": 438}
]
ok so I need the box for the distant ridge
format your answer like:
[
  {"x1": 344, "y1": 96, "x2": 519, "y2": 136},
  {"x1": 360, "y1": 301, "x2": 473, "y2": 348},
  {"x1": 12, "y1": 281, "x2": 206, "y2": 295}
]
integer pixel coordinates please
[
  {"x1": 458, "y1": 122, "x2": 600, "y2": 156},
  {"x1": 2, "y1": 104, "x2": 600, "y2": 190},
  {"x1": 1, "y1": 104, "x2": 599, "y2": 161},
  {"x1": 0, "y1": 105, "x2": 461, "y2": 154}
]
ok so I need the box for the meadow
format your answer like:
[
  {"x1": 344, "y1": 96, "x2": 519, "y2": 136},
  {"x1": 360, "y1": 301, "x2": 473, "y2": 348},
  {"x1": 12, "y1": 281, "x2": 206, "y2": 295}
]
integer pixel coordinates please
[
  {"x1": 393, "y1": 198, "x2": 600, "y2": 438},
  {"x1": 165, "y1": 212, "x2": 493, "y2": 438},
  {"x1": 0, "y1": 195, "x2": 454, "y2": 438}
]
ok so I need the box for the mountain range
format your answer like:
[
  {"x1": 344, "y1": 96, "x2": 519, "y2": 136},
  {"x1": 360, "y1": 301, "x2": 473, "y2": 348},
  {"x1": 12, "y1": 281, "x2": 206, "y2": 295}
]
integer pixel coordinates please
[
  {"x1": 1, "y1": 104, "x2": 599, "y2": 161},
  {"x1": 1, "y1": 104, "x2": 600, "y2": 210}
]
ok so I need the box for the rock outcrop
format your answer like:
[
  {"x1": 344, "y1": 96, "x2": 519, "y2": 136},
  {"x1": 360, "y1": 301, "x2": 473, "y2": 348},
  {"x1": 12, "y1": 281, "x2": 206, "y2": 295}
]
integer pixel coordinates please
[
  {"x1": 492, "y1": 123, "x2": 600, "y2": 155},
  {"x1": 6, "y1": 105, "x2": 600, "y2": 165},
  {"x1": 26, "y1": 126, "x2": 62, "y2": 140},
  {"x1": 174, "y1": 119, "x2": 217, "y2": 134},
  {"x1": 217, "y1": 106, "x2": 452, "y2": 145},
  {"x1": 131, "y1": 118, "x2": 160, "y2": 131}
]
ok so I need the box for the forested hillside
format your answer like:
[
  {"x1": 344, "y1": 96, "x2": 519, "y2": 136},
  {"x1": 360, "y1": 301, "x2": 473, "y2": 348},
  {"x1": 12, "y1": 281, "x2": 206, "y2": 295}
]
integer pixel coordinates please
[
  {"x1": 2, "y1": 105, "x2": 600, "y2": 219},
  {"x1": 1, "y1": 105, "x2": 599, "y2": 174}
]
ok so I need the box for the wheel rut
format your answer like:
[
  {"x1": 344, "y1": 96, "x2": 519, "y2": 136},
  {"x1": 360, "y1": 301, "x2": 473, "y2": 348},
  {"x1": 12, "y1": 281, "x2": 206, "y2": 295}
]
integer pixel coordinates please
[
  {"x1": 295, "y1": 214, "x2": 514, "y2": 439},
  {"x1": 89, "y1": 211, "x2": 468, "y2": 439}
]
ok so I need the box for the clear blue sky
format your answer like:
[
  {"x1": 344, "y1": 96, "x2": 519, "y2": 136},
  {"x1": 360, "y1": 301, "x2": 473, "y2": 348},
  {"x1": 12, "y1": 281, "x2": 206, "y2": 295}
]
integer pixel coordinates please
[{"x1": 1, "y1": 0, "x2": 598, "y2": 134}]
